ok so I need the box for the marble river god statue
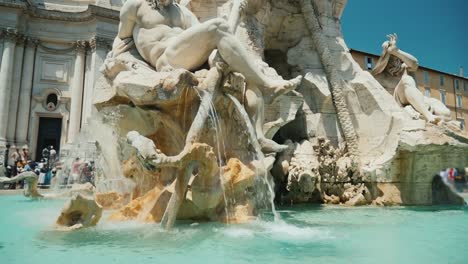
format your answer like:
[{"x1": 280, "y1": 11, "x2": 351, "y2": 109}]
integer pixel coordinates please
[
  {"x1": 112, "y1": 0, "x2": 302, "y2": 152},
  {"x1": 83, "y1": 0, "x2": 468, "y2": 230},
  {"x1": 372, "y1": 34, "x2": 450, "y2": 123}
]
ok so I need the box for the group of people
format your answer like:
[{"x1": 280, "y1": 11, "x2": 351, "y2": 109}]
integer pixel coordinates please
[
  {"x1": 65, "y1": 157, "x2": 95, "y2": 186},
  {"x1": 4, "y1": 144, "x2": 96, "y2": 189},
  {"x1": 440, "y1": 167, "x2": 468, "y2": 192},
  {"x1": 4, "y1": 145, "x2": 58, "y2": 189}
]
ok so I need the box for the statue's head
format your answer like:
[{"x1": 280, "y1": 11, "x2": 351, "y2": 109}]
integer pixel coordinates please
[
  {"x1": 147, "y1": 0, "x2": 173, "y2": 9},
  {"x1": 159, "y1": 0, "x2": 173, "y2": 6}
]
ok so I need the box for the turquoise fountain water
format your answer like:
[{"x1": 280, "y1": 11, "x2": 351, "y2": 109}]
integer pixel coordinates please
[{"x1": 1, "y1": 195, "x2": 467, "y2": 264}]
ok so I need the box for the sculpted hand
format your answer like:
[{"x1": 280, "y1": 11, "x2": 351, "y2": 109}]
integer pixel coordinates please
[{"x1": 385, "y1": 33, "x2": 399, "y2": 54}]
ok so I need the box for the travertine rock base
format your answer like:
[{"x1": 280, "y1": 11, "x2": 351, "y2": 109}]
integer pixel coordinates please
[{"x1": 56, "y1": 194, "x2": 102, "y2": 231}]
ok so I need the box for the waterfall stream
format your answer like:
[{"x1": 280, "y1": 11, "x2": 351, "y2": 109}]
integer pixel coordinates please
[{"x1": 226, "y1": 94, "x2": 280, "y2": 221}]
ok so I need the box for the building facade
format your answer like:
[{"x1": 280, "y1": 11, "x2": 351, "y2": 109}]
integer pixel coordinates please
[
  {"x1": 351, "y1": 49, "x2": 468, "y2": 130},
  {"x1": 0, "y1": 0, "x2": 121, "y2": 160}
]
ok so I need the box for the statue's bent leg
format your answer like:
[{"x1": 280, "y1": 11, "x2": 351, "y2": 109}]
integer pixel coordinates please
[
  {"x1": 245, "y1": 86, "x2": 288, "y2": 153},
  {"x1": 160, "y1": 18, "x2": 302, "y2": 97},
  {"x1": 158, "y1": 19, "x2": 226, "y2": 71}
]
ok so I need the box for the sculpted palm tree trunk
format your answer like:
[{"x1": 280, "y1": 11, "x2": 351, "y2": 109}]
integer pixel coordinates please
[{"x1": 299, "y1": 0, "x2": 359, "y2": 158}]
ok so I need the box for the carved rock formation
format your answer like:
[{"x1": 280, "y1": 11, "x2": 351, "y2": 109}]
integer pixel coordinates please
[
  {"x1": 82, "y1": 0, "x2": 468, "y2": 232},
  {"x1": 0, "y1": 171, "x2": 42, "y2": 198},
  {"x1": 95, "y1": 191, "x2": 131, "y2": 210},
  {"x1": 56, "y1": 194, "x2": 103, "y2": 231}
]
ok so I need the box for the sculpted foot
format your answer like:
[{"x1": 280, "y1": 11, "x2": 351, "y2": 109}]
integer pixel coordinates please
[
  {"x1": 266, "y1": 75, "x2": 303, "y2": 104},
  {"x1": 259, "y1": 138, "x2": 288, "y2": 153}
]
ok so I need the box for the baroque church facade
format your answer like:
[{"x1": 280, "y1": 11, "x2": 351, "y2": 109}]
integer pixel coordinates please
[{"x1": 0, "y1": 0, "x2": 121, "y2": 160}]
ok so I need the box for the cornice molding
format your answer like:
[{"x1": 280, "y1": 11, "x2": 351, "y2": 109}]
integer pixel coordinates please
[{"x1": 0, "y1": 0, "x2": 119, "y2": 22}]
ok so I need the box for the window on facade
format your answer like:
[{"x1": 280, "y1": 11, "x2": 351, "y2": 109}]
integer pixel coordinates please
[
  {"x1": 46, "y1": 93, "x2": 59, "y2": 111},
  {"x1": 46, "y1": 93, "x2": 58, "y2": 106},
  {"x1": 455, "y1": 79, "x2": 460, "y2": 91},
  {"x1": 440, "y1": 90, "x2": 446, "y2": 104},
  {"x1": 456, "y1": 94, "x2": 463, "y2": 107},
  {"x1": 423, "y1": 71, "x2": 429, "y2": 84},
  {"x1": 464, "y1": 81, "x2": 468, "y2": 92},
  {"x1": 424, "y1": 88, "x2": 431, "y2": 97},
  {"x1": 439, "y1": 75, "x2": 444, "y2": 86},
  {"x1": 365, "y1": 56, "x2": 373, "y2": 70}
]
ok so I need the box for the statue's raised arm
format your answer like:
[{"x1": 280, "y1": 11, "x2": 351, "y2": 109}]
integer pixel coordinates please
[
  {"x1": 373, "y1": 33, "x2": 419, "y2": 76},
  {"x1": 372, "y1": 33, "x2": 444, "y2": 124}
]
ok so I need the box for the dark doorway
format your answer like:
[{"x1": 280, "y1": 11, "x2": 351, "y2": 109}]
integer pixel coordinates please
[{"x1": 35, "y1": 117, "x2": 62, "y2": 161}]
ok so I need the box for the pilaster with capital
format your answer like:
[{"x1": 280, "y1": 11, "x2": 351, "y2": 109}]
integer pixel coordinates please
[
  {"x1": 16, "y1": 37, "x2": 39, "y2": 146},
  {"x1": 81, "y1": 36, "x2": 113, "y2": 126},
  {"x1": 7, "y1": 34, "x2": 27, "y2": 143},
  {"x1": 82, "y1": 38, "x2": 96, "y2": 126},
  {"x1": 0, "y1": 28, "x2": 19, "y2": 146},
  {"x1": 94, "y1": 36, "x2": 113, "y2": 72},
  {"x1": 67, "y1": 40, "x2": 87, "y2": 143}
]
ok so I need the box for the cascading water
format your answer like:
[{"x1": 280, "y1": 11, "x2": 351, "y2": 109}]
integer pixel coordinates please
[
  {"x1": 227, "y1": 94, "x2": 280, "y2": 221},
  {"x1": 193, "y1": 89, "x2": 232, "y2": 222},
  {"x1": 51, "y1": 130, "x2": 99, "y2": 190},
  {"x1": 51, "y1": 113, "x2": 134, "y2": 198}
]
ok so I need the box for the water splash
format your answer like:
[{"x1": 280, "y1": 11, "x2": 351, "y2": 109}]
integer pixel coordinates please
[{"x1": 51, "y1": 112, "x2": 134, "y2": 196}]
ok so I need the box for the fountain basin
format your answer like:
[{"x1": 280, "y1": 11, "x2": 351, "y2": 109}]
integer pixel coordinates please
[{"x1": 2, "y1": 195, "x2": 467, "y2": 264}]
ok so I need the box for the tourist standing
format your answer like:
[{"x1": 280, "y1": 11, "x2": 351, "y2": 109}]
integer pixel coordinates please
[
  {"x1": 20, "y1": 145, "x2": 29, "y2": 164},
  {"x1": 49, "y1": 146, "x2": 57, "y2": 168},
  {"x1": 42, "y1": 147, "x2": 50, "y2": 165},
  {"x1": 7, "y1": 145, "x2": 19, "y2": 177},
  {"x1": 70, "y1": 157, "x2": 83, "y2": 184},
  {"x1": 7, "y1": 146, "x2": 20, "y2": 189}
]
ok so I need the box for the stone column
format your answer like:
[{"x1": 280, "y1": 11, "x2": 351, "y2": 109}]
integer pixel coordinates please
[
  {"x1": 81, "y1": 37, "x2": 111, "y2": 127},
  {"x1": 81, "y1": 38, "x2": 96, "y2": 127},
  {"x1": 94, "y1": 37, "x2": 112, "y2": 78},
  {"x1": 16, "y1": 37, "x2": 39, "y2": 146},
  {"x1": 67, "y1": 40, "x2": 87, "y2": 143},
  {"x1": 0, "y1": 29, "x2": 18, "y2": 147},
  {"x1": 7, "y1": 34, "x2": 26, "y2": 143}
]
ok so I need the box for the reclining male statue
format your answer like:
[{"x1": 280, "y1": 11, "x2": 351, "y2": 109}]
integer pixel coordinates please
[
  {"x1": 110, "y1": 0, "x2": 302, "y2": 152},
  {"x1": 372, "y1": 34, "x2": 449, "y2": 124}
]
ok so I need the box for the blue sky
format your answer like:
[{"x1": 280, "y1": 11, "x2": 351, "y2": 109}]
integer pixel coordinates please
[{"x1": 342, "y1": 0, "x2": 467, "y2": 75}]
